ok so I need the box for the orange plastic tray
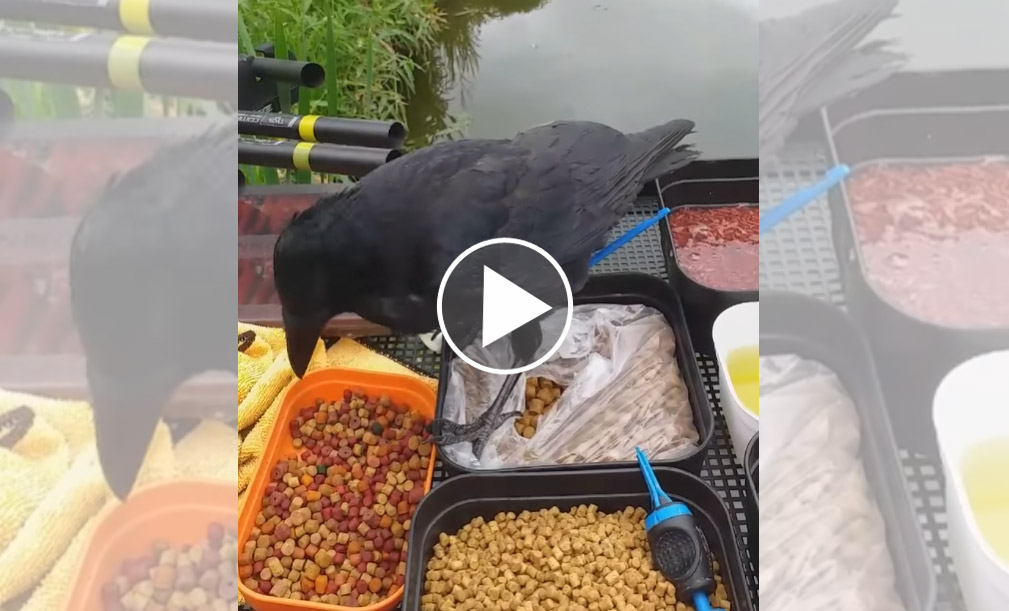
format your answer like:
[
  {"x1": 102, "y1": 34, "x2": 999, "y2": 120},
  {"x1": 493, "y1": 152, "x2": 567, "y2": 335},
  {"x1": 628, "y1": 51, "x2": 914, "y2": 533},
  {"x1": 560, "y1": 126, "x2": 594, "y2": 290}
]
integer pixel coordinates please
[
  {"x1": 238, "y1": 367, "x2": 438, "y2": 611},
  {"x1": 67, "y1": 479, "x2": 237, "y2": 611}
]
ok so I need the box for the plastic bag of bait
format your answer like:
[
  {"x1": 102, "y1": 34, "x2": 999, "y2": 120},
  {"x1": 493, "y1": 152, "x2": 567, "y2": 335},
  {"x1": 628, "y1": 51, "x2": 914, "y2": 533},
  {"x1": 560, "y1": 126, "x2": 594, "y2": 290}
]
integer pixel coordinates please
[
  {"x1": 759, "y1": 354, "x2": 907, "y2": 611},
  {"x1": 441, "y1": 303, "x2": 698, "y2": 470}
]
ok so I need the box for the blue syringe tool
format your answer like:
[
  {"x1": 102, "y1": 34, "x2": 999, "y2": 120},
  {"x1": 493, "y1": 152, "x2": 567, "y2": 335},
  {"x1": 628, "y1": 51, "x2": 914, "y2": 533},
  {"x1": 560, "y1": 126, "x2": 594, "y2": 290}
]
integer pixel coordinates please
[{"x1": 635, "y1": 447, "x2": 723, "y2": 611}]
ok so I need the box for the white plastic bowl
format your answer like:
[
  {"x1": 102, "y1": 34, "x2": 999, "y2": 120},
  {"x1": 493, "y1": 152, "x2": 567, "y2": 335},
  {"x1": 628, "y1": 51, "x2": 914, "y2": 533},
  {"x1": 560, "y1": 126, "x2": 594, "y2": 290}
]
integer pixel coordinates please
[
  {"x1": 933, "y1": 350, "x2": 1009, "y2": 611},
  {"x1": 712, "y1": 301, "x2": 759, "y2": 466}
]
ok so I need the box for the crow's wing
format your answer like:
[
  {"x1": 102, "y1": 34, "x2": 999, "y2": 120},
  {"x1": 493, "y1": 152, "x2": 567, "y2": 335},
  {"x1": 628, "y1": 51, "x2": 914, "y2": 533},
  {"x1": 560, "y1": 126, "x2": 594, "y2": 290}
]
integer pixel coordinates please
[
  {"x1": 343, "y1": 139, "x2": 591, "y2": 343},
  {"x1": 351, "y1": 127, "x2": 666, "y2": 346},
  {"x1": 796, "y1": 40, "x2": 904, "y2": 115},
  {"x1": 424, "y1": 143, "x2": 600, "y2": 350},
  {"x1": 433, "y1": 142, "x2": 639, "y2": 268},
  {"x1": 356, "y1": 136, "x2": 624, "y2": 284},
  {"x1": 760, "y1": 0, "x2": 904, "y2": 157}
]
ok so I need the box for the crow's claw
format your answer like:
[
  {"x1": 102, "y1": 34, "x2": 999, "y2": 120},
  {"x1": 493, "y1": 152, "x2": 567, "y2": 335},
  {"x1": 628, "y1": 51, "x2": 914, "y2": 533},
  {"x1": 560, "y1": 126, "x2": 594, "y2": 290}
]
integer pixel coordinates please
[
  {"x1": 428, "y1": 417, "x2": 478, "y2": 440},
  {"x1": 428, "y1": 408, "x2": 522, "y2": 447},
  {"x1": 470, "y1": 410, "x2": 522, "y2": 458},
  {"x1": 428, "y1": 368, "x2": 529, "y2": 459}
]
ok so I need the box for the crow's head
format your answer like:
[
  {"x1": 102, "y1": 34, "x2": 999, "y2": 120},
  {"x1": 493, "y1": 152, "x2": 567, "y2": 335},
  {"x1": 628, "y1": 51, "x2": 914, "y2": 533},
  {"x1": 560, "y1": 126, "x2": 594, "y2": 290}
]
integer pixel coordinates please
[
  {"x1": 274, "y1": 196, "x2": 371, "y2": 377},
  {"x1": 71, "y1": 208, "x2": 196, "y2": 499},
  {"x1": 70, "y1": 121, "x2": 236, "y2": 499}
]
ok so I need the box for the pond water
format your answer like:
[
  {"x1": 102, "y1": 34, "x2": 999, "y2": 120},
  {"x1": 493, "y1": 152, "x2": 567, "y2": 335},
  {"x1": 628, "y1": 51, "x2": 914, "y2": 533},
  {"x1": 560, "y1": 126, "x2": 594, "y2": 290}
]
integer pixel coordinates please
[
  {"x1": 762, "y1": 0, "x2": 1009, "y2": 71},
  {"x1": 406, "y1": 0, "x2": 758, "y2": 159}
]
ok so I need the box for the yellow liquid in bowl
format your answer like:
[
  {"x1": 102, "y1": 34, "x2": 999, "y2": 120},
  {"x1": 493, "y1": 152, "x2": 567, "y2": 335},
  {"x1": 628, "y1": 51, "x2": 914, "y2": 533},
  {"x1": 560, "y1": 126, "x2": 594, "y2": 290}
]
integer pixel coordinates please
[
  {"x1": 726, "y1": 345, "x2": 759, "y2": 416},
  {"x1": 963, "y1": 437, "x2": 1009, "y2": 564}
]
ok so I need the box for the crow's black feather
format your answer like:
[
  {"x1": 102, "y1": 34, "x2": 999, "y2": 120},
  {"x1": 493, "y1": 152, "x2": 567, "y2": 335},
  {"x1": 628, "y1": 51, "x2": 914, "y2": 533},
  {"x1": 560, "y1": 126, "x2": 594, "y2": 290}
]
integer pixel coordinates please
[
  {"x1": 760, "y1": 0, "x2": 905, "y2": 158},
  {"x1": 70, "y1": 120, "x2": 237, "y2": 499},
  {"x1": 274, "y1": 119, "x2": 698, "y2": 378}
]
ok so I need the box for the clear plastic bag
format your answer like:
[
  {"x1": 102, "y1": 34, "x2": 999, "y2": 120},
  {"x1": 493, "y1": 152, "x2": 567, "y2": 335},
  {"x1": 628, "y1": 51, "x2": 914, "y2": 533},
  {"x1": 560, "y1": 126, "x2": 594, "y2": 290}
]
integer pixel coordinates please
[
  {"x1": 442, "y1": 304, "x2": 699, "y2": 469},
  {"x1": 759, "y1": 354, "x2": 907, "y2": 611}
]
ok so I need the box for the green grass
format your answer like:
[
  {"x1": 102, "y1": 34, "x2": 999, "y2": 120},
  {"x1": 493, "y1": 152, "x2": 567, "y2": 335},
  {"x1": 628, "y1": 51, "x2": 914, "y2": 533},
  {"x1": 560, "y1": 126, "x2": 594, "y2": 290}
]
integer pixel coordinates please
[{"x1": 240, "y1": 0, "x2": 443, "y2": 123}]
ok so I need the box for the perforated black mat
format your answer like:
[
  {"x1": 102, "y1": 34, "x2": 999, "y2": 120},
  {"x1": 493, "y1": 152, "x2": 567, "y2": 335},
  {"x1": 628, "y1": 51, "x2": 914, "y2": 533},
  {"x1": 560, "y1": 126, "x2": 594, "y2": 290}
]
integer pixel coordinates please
[
  {"x1": 591, "y1": 195, "x2": 669, "y2": 278},
  {"x1": 696, "y1": 354, "x2": 759, "y2": 600},
  {"x1": 759, "y1": 148, "x2": 843, "y2": 304},
  {"x1": 761, "y1": 148, "x2": 966, "y2": 611}
]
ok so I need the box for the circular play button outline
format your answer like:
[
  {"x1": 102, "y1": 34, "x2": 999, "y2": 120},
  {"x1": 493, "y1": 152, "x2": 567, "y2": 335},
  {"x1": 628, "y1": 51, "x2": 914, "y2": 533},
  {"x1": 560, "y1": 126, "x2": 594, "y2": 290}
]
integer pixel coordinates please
[{"x1": 437, "y1": 237, "x2": 574, "y2": 375}]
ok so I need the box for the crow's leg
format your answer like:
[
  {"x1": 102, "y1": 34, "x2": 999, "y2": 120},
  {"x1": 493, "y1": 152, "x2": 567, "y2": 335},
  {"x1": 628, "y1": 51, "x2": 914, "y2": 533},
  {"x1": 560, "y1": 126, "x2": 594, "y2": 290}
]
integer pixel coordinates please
[
  {"x1": 430, "y1": 320, "x2": 543, "y2": 459},
  {"x1": 429, "y1": 369, "x2": 523, "y2": 450}
]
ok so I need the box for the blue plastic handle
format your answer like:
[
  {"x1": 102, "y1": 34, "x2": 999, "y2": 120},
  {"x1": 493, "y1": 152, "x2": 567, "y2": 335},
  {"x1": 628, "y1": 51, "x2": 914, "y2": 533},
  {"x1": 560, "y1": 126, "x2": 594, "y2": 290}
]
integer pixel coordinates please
[
  {"x1": 590, "y1": 207, "x2": 671, "y2": 267},
  {"x1": 694, "y1": 590, "x2": 720, "y2": 611},
  {"x1": 759, "y1": 164, "x2": 851, "y2": 235},
  {"x1": 635, "y1": 446, "x2": 672, "y2": 509},
  {"x1": 638, "y1": 449, "x2": 723, "y2": 610}
]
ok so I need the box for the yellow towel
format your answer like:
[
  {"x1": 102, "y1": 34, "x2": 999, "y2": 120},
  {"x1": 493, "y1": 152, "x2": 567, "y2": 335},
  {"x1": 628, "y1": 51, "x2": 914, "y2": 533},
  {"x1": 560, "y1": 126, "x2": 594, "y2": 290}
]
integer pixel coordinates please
[
  {"x1": 19, "y1": 499, "x2": 109, "y2": 611},
  {"x1": 326, "y1": 338, "x2": 439, "y2": 393},
  {"x1": 237, "y1": 323, "x2": 327, "y2": 497},
  {"x1": 236, "y1": 327, "x2": 438, "y2": 498},
  {"x1": 174, "y1": 420, "x2": 241, "y2": 482},
  {"x1": 0, "y1": 392, "x2": 177, "y2": 608}
]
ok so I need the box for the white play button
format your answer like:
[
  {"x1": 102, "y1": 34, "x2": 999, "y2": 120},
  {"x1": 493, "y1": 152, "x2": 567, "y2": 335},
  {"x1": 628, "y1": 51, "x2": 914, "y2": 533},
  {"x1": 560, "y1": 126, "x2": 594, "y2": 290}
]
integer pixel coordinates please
[
  {"x1": 481, "y1": 266, "x2": 552, "y2": 347},
  {"x1": 438, "y1": 238, "x2": 574, "y2": 375}
]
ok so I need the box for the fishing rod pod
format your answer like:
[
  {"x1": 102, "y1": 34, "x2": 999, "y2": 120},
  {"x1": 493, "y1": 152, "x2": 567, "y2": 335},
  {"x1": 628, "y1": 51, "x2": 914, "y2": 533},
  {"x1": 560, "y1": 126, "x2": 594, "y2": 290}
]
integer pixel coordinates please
[
  {"x1": 238, "y1": 52, "x2": 321, "y2": 111},
  {"x1": 243, "y1": 55, "x2": 323, "y2": 88},
  {"x1": 0, "y1": 28, "x2": 236, "y2": 102},
  {"x1": 238, "y1": 138, "x2": 402, "y2": 178},
  {"x1": 237, "y1": 110, "x2": 407, "y2": 149},
  {"x1": 0, "y1": 0, "x2": 236, "y2": 43}
]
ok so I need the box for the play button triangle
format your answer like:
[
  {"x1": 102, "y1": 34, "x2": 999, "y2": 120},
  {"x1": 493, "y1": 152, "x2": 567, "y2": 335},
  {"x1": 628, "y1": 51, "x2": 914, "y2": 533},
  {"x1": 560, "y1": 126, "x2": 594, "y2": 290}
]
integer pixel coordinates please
[{"x1": 481, "y1": 266, "x2": 552, "y2": 348}]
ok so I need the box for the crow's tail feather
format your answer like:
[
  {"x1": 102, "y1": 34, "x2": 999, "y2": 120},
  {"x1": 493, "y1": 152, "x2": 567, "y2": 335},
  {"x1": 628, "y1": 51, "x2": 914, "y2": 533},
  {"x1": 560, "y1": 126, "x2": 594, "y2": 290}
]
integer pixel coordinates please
[
  {"x1": 629, "y1": 119, "x2": 700, "y2": 183},
  {"x1": 759, "y1": 0, "x2": 904, "y2": 157}
]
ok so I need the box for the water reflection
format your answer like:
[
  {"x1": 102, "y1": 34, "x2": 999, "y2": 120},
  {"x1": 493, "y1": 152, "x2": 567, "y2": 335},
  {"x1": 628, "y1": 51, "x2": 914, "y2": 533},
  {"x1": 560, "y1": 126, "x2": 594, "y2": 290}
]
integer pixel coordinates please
[
  {"x1": 405, "y1": 0, "x2": 549, "y2": 145},
  {"x1": 407, "y1": 0, "x2": 757, "y2": 158}
]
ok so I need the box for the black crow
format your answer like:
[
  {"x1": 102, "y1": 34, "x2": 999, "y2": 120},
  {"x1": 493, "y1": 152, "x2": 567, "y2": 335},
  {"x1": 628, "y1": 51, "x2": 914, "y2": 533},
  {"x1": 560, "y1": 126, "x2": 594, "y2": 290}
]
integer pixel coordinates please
[
  {"x1": 760, "y1": 0, "x2": 905, "y2": 158},
  {"x1": 273, "y1": 118, "x2": 697, "y2": 455},
  {"x1": 70, "y1": 121, "x2": 237, "y2": 499}
]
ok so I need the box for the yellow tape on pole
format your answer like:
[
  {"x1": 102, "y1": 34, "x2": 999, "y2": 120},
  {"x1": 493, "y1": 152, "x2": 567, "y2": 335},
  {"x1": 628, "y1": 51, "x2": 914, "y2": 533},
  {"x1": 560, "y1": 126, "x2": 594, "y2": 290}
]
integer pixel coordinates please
[
  {"x1": 118, "y1": 0, "x2": 155, "y2": 36},
  {"x1": 107, "y1": 35, "x2": 151, "y2": 91},
  {"x1": 292, "y1": 142, "x2": 315, "y2": 171},
  {"x1": 298, "y1": 115, "x2": 320, "y2": 142}
]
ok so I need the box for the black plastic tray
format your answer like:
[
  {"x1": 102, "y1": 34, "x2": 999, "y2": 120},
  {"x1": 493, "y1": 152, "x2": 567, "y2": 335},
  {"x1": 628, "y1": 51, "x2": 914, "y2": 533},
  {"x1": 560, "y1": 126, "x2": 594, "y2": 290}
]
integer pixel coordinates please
[
  {"x1": 657, "y1": 159, "x2": 759, "y2": 354},
  {"x1": 823, "y1": 68, "x2": 1009, "y2": 455},
  {"x1": 743, "y1": 433, "x2": 757, "y2": 576},
  {"x1": 434, "y1": 272, "x2": 714, "y2": 476},
  {"x1": 402, "y1": 468, "x2": 754, "y2": 611},
  {"x1": 761, "y1": 291, "x2": 936, "y2": 611}
]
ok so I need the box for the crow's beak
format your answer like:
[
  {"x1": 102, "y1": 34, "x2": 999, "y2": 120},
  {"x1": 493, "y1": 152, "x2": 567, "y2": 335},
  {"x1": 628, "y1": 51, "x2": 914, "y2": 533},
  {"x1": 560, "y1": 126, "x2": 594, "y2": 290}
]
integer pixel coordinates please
[
  {"x1": 283, "y1": 311, "x2": 325, "y2": 378},
  {"x1": 90, "y1": 373, "x2": 173, "y2": 500}
]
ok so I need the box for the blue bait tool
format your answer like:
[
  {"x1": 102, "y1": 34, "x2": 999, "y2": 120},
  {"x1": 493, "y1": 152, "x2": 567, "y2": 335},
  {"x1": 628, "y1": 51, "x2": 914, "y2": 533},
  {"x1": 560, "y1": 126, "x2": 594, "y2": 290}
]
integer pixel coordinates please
[
  {"x1": 759, "y1": 164, "x2": 851, "y2": 235},
  {"x1": 636, "y1": 447, "x2": 723, "y2": 611},
  {"x1": 590, "y1": 207, "x2": 671, "y2": 267}
]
